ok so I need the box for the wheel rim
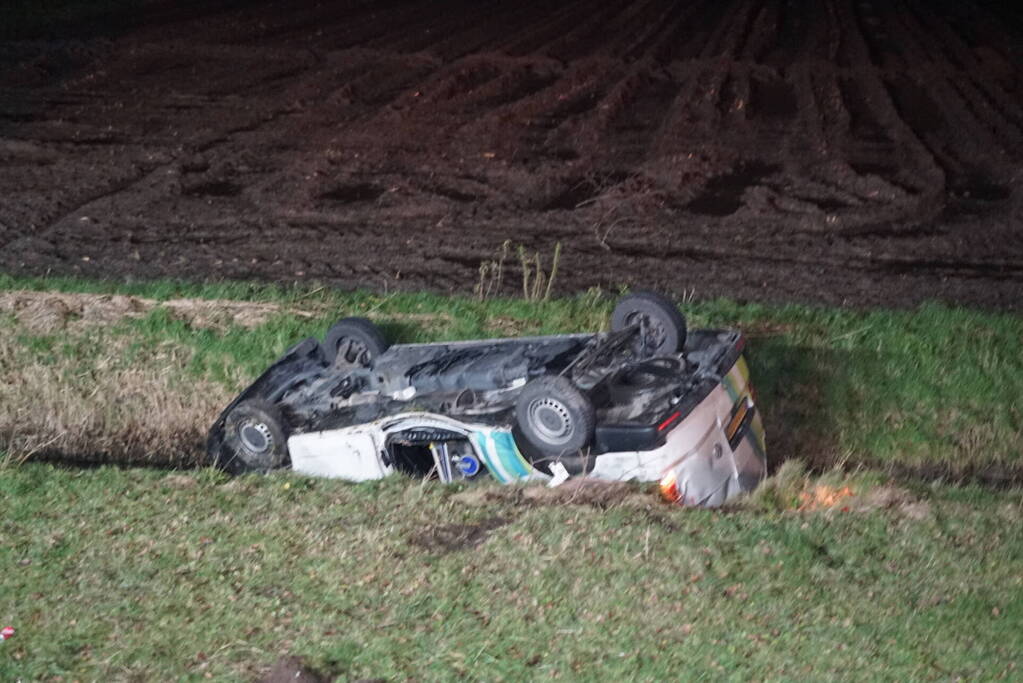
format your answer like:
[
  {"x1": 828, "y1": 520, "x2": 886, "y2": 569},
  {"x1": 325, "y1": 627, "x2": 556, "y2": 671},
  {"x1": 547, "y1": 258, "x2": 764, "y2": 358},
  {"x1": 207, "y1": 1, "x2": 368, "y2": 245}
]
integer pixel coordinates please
[
  {"x1": 335, "y1": 337, "x2": 369, "y2": 366},
  {"x1": 528, "y1": 397, "x2": 573, "y2": 445},
  {"x1": 239, "y1": 420, "x2": 274, "y2": 455},
  {"x1": 626, "y1": 312, "x2": 667, "y2": 355}
]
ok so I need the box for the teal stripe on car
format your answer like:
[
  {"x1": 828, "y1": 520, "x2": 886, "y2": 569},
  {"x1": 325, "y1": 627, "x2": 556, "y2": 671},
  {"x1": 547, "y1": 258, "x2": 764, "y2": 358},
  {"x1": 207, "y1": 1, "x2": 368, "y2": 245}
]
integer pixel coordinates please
[{"x1": 491, "y1": 431, "x2": 531, "y2": 479}]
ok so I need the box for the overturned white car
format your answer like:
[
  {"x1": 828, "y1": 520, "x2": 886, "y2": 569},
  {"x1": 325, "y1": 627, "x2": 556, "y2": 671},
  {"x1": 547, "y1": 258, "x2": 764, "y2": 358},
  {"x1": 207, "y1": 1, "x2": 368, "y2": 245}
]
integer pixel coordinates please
[{"x1": 207, "y1": 292, "x2": 766, "y2": 506}]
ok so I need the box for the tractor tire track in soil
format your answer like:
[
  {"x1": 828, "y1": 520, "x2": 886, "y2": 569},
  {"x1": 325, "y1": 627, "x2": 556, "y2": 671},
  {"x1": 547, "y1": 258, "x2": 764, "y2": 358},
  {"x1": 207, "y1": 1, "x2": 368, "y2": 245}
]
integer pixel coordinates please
[{"x1": 1, "y1": 0, "x2": 1021, "y2": 309}]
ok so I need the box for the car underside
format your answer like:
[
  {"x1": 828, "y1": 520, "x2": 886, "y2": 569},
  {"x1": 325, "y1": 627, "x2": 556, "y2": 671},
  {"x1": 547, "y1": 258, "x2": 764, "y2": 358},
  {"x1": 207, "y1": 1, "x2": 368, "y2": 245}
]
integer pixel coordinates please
[{"x1": 206, "y1": 292, "x2": 766, "y2": 506}]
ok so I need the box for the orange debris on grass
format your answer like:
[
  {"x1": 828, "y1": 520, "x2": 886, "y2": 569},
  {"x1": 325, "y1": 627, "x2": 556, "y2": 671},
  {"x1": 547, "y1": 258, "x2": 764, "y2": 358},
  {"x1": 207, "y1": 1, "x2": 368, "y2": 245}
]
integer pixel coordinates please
[{"x1": 799, "y1": 485, "x2": 854, "y2": 511}]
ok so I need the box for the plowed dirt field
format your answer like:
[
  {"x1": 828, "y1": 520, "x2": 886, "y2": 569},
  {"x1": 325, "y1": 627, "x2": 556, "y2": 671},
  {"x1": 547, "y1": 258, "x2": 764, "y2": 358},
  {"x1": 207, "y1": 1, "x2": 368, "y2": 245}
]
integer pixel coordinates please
[{"x1": 2, "y1": 0, "x2": 1021, "y2": 308}]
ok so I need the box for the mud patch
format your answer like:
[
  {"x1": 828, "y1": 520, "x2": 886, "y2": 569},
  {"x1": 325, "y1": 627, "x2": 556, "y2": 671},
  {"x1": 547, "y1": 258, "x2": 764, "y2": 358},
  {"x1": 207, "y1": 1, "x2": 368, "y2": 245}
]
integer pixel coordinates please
[
  {"x1": 452, "y1": 479, "x2": 645, "y2": 509},
  {"x1": 257, "y1": 656, "x2": 331, "y2": 683},
  {"x1": 854, "y1": 486, "x2": 931, "y2": 520},
  {"x1": 411, "y1": 515, "x2": 510, "y2": 553},
  {"x1": 525, "y1": 478, "x2": 640, "y2": 507}
]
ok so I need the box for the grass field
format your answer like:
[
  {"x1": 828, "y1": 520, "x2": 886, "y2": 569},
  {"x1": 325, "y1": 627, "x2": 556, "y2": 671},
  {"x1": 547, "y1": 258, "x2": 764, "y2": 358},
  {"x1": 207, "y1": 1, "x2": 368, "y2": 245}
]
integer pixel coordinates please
[
  {"x1": 1, "y1": 274, "x2": 1022, "y2": 679},
  {"x1": 2, "y1": 464, "x2": 1021, "y2": 680}
]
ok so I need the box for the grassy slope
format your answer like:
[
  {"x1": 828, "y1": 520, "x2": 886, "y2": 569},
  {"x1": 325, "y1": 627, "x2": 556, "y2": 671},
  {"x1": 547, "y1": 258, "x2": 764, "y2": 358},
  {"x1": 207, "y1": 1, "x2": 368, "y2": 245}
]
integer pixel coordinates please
[
  {"x1": 1, "y1": 465, "x2": 1021, "y2": 680},
  {"x1": 2, "y1": 276, "x2": 1022, "y2": 678},
  {"x1": 2, "y1": 274, "x2": 1021, "y2": 475}
]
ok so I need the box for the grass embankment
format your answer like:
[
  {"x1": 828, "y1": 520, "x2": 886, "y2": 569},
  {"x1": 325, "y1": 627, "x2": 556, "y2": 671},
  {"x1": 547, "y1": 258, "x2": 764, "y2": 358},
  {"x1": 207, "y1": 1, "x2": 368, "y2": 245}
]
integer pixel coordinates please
[
  {"x1": 1, "y1": 274, "x2": 1021, "y2": 478},
  {"x1": 1, "y1": 275, "x2": 1022, "y2": 679}
]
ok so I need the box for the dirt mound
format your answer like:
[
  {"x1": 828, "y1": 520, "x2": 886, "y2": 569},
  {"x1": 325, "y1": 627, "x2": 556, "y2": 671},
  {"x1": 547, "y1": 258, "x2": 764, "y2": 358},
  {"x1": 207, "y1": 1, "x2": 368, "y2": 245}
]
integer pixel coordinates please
[{"x1": 2, "y1": 0, "x2": 1022, "y2": 309}]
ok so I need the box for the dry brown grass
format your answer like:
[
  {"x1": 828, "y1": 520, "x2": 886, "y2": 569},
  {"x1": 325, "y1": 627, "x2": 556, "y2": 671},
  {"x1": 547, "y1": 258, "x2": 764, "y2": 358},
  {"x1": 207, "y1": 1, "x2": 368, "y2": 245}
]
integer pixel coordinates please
[
  {"x1": 0, "y1": 292, "x2": 236, "y2": 467},
  {"x1": 452, "y1": 478, "x2": 652, "y2": 509},
  {"x1": 0, "y1": 290, "x2": 463, "y2": 468},
  {"x1": 0, "y1": 290, "x2": 319, "y2": 333}
]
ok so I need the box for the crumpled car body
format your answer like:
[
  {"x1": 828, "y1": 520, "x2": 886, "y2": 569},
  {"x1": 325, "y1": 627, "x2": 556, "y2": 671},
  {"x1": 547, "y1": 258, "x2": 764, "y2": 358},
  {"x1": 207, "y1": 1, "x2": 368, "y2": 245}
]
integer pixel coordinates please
[{"x1": 207, "y1": 293, "x2": 767, "y2": 507}]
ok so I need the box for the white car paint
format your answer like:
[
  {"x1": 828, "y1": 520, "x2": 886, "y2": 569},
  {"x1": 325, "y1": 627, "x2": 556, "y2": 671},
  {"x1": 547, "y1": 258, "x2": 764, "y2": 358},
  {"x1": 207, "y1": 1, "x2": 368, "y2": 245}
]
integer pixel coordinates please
[{"x1": 287, "y1": 363, "x2": 767, "y2": 507}]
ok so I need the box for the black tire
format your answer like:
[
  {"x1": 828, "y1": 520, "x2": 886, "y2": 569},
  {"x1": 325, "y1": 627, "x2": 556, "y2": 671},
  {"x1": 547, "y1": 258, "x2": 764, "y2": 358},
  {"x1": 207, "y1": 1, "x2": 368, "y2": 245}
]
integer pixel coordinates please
[
  {"x1": 514, "y1": 375, "x2": 595, "y2": 458},
  {"x1": 322, "y1": 317, "x2": 389, "y2": 368},
  {"x1": 219, "y1": 399, "x2": 289, "y2": 474},
  {"x1": 610, "y1": 291, "x2": 687, "y2": 357}
]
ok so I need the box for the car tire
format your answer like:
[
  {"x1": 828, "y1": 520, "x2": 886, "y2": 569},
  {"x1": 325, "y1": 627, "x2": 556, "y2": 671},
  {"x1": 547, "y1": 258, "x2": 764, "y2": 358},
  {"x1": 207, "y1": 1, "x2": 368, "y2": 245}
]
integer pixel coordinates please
[
  {"x1": 219, "y1": 399, "x2": 289, "y2": 474},
  {"x1": 515, "y1": 375, "x2": 595, "y2": 459},
  {"x1": 323, "y1": 317, "x2": 389, "y2": 368},
  {"x1": 610, "y1": 291, "x2": 687, "y2": 357}
]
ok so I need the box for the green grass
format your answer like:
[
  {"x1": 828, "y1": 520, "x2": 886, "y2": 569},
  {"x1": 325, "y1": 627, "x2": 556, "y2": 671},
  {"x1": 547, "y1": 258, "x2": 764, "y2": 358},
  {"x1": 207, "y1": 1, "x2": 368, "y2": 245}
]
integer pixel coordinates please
[
  {"x1": 1, "y1": 464, "x2": 1021, "y2": 680},
  {"x1": 3, "y1": 274, "x2": 1021, "y2": 475},
  {"x1": 2, "y1": 276, "x2": 1022, "y2": 678}
]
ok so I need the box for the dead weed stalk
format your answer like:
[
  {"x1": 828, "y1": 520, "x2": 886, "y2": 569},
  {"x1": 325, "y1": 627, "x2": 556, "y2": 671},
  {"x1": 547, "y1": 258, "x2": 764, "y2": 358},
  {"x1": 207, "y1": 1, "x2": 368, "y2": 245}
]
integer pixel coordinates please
[
  {"x1": 475, "y1": 240, "x2": 562, "y2": 302},
  {"x1": 474, "y1": 240, "x2": 511, "y2": 301},
  {"x1": 518, "y1": 241, "x2": 561, "y2": 302}
]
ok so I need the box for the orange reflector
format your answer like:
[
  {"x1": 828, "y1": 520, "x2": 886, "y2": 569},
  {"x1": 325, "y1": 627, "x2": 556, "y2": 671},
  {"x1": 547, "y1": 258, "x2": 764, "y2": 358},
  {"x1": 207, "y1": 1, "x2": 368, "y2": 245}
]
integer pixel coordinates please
[
  {"x1": 725, "y1": 398, "x2": 751, "y2": 443},
  {"x1": 659, "y1": 470, "x2": 680, "y2": 503}
]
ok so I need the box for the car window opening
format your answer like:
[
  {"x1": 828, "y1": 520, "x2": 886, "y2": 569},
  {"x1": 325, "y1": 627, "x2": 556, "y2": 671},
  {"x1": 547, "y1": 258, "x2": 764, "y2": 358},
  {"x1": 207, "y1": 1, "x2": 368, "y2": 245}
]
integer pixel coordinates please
[
  {"x1": 389, "y1": 441, "x2": 437, "y2": 478},
  {"x1": 386, "y1": 429, "x2": 484, "y2": 481}
]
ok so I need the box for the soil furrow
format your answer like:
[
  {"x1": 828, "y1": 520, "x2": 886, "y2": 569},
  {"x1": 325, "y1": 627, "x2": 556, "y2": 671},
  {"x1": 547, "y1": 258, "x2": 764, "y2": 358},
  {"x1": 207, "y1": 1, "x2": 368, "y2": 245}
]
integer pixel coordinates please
[{"x1": 1, "y1": 0, "x2": 1021, "y2": 310}]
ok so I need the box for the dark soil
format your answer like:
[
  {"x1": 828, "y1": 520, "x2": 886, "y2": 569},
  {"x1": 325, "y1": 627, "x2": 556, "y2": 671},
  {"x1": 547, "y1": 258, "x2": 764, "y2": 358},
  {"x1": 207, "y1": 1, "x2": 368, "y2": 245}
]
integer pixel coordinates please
[
  {"x1": 1, "y1": 0, "x2": 1022, "y2": 309},
  {"x1": 257, "y1": 656, "x2": 331, "y2": 683},
  {"x1": 410, "y1": 515, "x2": 510, "y2": 553}
]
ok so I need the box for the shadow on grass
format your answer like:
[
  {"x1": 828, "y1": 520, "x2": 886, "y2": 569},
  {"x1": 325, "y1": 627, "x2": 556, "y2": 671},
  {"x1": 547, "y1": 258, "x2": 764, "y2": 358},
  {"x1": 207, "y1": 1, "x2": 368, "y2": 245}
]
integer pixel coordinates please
[
  {"x1": 375, "y1": 320, "x2": 423, "y2": 345},
  {"x1": 748, "y1": 333, "x2": 1023, "y2": 489},
  {"x1": 23, "y1": 439, "x2": 212, "y2": 472},
  {"x1": 746, "y1": 333, "x2": 841, "y2": 475}
]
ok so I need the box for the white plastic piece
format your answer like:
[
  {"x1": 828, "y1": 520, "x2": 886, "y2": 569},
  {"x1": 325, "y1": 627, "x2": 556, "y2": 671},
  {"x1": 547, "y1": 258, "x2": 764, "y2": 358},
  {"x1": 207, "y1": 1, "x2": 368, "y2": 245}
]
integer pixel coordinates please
[
  {"x1": 548, "y1": 461, "x2": 570, "y2": 487},
  {"x1": 392, "y1": 386, "x2": 416, "y2": 400}
]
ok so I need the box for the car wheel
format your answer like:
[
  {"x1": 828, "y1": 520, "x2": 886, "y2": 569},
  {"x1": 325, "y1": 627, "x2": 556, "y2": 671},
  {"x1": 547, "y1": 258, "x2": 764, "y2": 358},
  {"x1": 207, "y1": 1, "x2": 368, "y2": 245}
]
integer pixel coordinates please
[
  {"x1": 610, "y1": 291, "x2": 687, "y2": 357},
  {"x1": 515, "y1": 375, "x2": 595, "y2": 457},
  {"x1": 323, "y1": 317, "x2": 389, "y2": 368},
  {"x1": 220, "y1": 399, "x2": 289, "y2": 474}
]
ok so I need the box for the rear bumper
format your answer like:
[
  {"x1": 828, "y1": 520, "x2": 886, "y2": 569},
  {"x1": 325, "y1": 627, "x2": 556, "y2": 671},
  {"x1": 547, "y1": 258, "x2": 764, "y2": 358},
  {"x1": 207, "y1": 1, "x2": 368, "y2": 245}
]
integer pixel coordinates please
[
  {"x1": 588, "y1": 354, "x2": 767, "y2": 506},
  {"x1": 659, "y1": 355, "x2": 767, "y2": 506}
]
